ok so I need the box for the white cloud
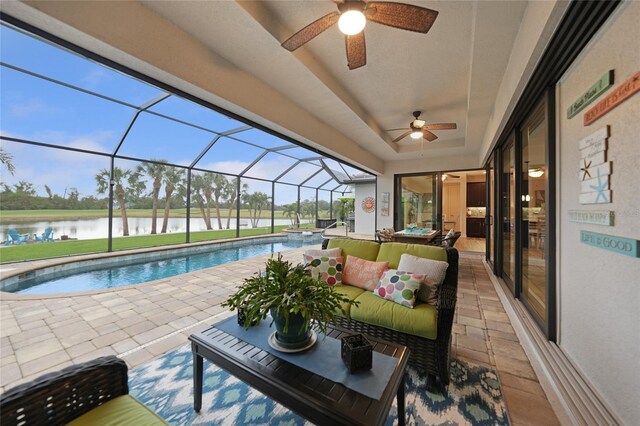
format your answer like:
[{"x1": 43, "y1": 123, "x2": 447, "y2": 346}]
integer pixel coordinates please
[
  {"x1": 81, "y1": 68, "x2": 112, "y2": 91},
  {"x1": 9, "y1": 99, "x2": 49, "y2": 117}
]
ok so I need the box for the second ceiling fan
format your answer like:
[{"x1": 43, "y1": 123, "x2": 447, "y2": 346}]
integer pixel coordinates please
[
  {"x1": 390, "y1": 111, "x2": 457, "y2": 143},
  {"x1": 281, "y1": 0, "x2": 439, "y2": 70}
]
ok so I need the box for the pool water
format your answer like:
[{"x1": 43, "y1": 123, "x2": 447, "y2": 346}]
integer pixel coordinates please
[{"x1": 13, "y1": 236, "x2": 321, "y2": 295}]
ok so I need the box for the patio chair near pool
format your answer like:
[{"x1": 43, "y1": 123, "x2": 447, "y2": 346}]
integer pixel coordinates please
[
  {"x1": 6, "y1": 229, "x2": 29, "y2": 245},
  {"x1": 34, "y1": 226, "x2": 54, "y2": 242}
]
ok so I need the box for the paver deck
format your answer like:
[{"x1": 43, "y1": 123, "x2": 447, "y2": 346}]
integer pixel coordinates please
[{"x1": 0, "y1": 245, "x2": 558, "y2": 424}]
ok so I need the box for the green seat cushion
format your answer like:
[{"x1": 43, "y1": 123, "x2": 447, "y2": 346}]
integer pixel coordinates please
[
  {"x1": 327, "y1": 239, "x2": 381, "y2": 266},
  {"x1": 67, "y1": 395, "x2": 168, "y2": 426},
  {"x1": 333, "y1": 284, "x2": 366, "y2": 316},
  {"x1": 350, "y1": 292, "x2": 438, "y2": 340},
  {"x1": 376, "y1": 242, "x2": 447, "y2": 269}
]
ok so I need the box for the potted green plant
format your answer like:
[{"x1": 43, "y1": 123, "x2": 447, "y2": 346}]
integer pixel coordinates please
[{"x1": 224, "y1": 254, "x2": 355, "y2": 350}]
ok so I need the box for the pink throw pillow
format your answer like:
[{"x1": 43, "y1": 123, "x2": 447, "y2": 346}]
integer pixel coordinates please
[{"x1": 342, "y1": 256, "x2": 389, "y2": 291}]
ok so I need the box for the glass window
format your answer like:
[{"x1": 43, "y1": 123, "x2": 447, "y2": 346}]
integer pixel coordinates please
[
  {"x1": 242, "y1": 152, "x2": 298, "y2": 180},
  {"x1": 239, "y1": 178, "x2": 272, "y2": 237},
  {"x1": 274, "y1": 183, "x2": 298, "y2": 230},
  {"x1": 0, "y1": 141, "x2": 110, "y2": 261},
  {"x1": 521, "y1": 100, "x2": 548, "y2": 322},
  {"x1": 0, "y1": 67, "x2": 135, "y2": 153},
  {"x1": 231, "y1": 129, "x2": 294, "y2": 149},
  {"x1": 117, "y1": 112, "x2": 217, "y2": 165},
  {"x1": 302, "y1": 170, "x2": 332, "y2": 189},
  {"x1": 501, "y1": 135, "x2": 516, "y2": 289},
  {"x1": 299, "y1": 187, "x2": 317, "y2": 229},
  {"x1": 277, "y1": 162, "x2": 321, "y2": 184},
  {"x1": 148, "y1": 96, "x2": 244, "y2": 133},
  {"x1": 195, "y1": 137, "x2": 265, "y2": 174},
  {"x1": 397, "y1": 174, "x2": 437, "y2": 230},
  {"x1": 111, "y1": 159, "x2": 187, "y2": 250},
  {"x1": 1, "y1": 25, "x2": 162, "y2": 105},
  {"x1": 189, "y1": 172, "x2": 238, "y2": 242}
]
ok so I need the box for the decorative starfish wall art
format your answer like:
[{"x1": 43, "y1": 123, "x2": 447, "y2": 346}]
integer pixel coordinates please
[
  {"x1": 590, "y1": 168, "x2": 610, "y2": 203},
  {"x1": 580, "y1": 159, "x2": 592, "y2": 181}
]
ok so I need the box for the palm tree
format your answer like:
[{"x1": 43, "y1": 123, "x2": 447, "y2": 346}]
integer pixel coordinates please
[
  {"x1": 96, "y1": 167, "x2": 142, "y2": 236},
  {"x1": 282, "y1": 203, "x2": 297, "y2": 225},
  {"x1": 0, "y1": 148, "x2": 15, "y2": 175},
  {"x1": 225, "y1": 181, "x2": 248, "y2": 230},
  {"x1": 211, "y1": 173, "x2": 229, "y2": 230},
  {"x1": 136, "y1": 160, "x2": 167, "y2": 234},
  {"x1": 244, "y1": 191, "x2": 270, "y2": 228},
  {"x1": 191, "y1": 174, "x2": 213, "y2": 230},
  {"x1": 160, "y1": 166, "x2": 186, "y2": 234}
]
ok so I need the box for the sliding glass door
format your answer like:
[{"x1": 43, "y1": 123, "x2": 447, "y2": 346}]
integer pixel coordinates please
[
  {"x1": 395, "y1": 173, "x2": 438, "y2": 231},
  {"x1": 521, "y1": 99, "x2": 549, "y2": 327},
  {"x1": 501, "y1": 136, "x2": 516, "y2": 292}
]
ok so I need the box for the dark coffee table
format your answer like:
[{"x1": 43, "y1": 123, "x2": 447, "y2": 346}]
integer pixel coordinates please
[{"x1": 189, "y1": 322, "x2": 409, "y2": 426}]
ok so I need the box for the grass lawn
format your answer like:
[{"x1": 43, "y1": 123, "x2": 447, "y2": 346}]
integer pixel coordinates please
[{"x1": 0, "y1": 224, "x2": 317, "y2": 263}]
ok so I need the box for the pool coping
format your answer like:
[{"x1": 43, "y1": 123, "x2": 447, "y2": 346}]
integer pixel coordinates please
[{"x1": 0, "y1": 233, "x2": 307, "y2": 299}]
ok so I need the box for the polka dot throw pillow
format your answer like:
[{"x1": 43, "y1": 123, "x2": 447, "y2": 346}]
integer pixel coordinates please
[
  {"x1": 373, "y1": 269, "x2": 424, "y2": 308},
  {"x1": 304, "y1": 255, "x2": 343, "y2": 286}
]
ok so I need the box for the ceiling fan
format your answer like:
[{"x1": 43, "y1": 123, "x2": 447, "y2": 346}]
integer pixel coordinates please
[
  {"x1": 281, "y1": 0, "x2": 439, "y2": 70},
  {"x1": 390, "y1": 111, "x2": 457, "y2": 143}
]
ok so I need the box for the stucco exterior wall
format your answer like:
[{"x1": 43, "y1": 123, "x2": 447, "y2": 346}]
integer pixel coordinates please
[
  {"x1": 354, "y1": 183, "x2": 376, "y2": 235},
  {"x1": 556, "y1": 3, "x2": 640, "y2": 422}
]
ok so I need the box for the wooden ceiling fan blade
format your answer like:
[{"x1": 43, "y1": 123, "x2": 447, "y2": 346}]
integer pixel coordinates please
[
  {"x1": 424, "y1": 123, "x2": 457, "y2": 130},
  {"x1": 422, "y1": 129, "x2": 438, "y2": 141},
  {"x1": 366, "y1": 2, "x2": 438, "y2": 33},
  {"x1": 281, "y1": 12, "x2": 340, "y2": 51},
  {"x1": 392, "y1": 130, "x2": 412, "y2": 143},
  {"x1": 386, "y1": 127, "x2": 410, "y2": 131},
  {"x1": 345, "y1": 31, "x2": 366, "y2": 70}
]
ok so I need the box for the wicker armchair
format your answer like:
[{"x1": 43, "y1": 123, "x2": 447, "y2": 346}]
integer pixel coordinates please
[{"x1": 0, "y1": 356, "x2": 166, "y2": 426}]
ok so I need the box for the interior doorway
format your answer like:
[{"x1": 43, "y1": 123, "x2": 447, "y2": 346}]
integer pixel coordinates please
[{"x1": 441, "y1": 169, "x2": 487, "y2": 253}]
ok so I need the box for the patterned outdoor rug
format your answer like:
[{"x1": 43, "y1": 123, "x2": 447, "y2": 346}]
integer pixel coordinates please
[{"x1": 129, "y1": 344, "x2": 509, "y2": 425}]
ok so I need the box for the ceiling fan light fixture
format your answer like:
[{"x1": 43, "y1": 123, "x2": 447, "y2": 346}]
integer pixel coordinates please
[
  {"x1": 413, "y1": 119, "x2": 426, "y2": 127},
  {"x1": 410, "y1": 130, "x2": 423, "y2": 139},
  {"x1": 338, "y1": 10, "x2": 366, "y2": 35}
]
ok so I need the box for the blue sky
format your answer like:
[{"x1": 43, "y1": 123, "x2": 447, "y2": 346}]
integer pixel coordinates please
[{"x1": 0, "y1": 24, "x2": 354, "y2": 201}]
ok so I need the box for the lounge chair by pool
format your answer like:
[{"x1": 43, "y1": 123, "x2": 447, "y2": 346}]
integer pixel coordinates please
[
  {"x1": 6, "y1": 229, "x2": 29, "y2": 245},
  {"x1": 34, "y1": 227, "x2": 54, "y2": 242}
]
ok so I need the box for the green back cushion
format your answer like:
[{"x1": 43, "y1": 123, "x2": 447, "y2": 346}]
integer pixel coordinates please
[
  {"x1": 327, "y1": 238, "x2": 380, "y2": 266},
  {"x1": 67, "y1": 395, "x2": 168, "y2": 426},
  {"x1": 376, "y1": 242, "x2": 447, "y2": 269},
  {"x1": 351, "y1": 292, "x2": 438, "y2": 340}
]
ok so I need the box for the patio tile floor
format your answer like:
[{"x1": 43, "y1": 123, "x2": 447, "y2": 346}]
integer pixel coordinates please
[{"x1": 0, "y1": 246, "x2": 559, "y2": 424}]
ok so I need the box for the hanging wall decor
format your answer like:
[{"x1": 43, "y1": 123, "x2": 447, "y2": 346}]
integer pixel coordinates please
[
  {"x1": 380, "y1": 192, "x2": 390, "y2": 216},
  {"x1": 584, "y1": 70, "x2": 640, "y2": 125},
  {"x1": 567, "y1": 70, "x2": 614, "y2": 119},
  {"x1": 361, "y1": 197, "x2": 375, "y2": 213},
  {"x1": 578, "y1": 126, "x2": 612, "y2": 204}
]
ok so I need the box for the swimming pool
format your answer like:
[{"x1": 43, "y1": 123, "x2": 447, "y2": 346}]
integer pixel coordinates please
[{"x1": 4, "y1": 235, "x2": 322, "y2": 295}]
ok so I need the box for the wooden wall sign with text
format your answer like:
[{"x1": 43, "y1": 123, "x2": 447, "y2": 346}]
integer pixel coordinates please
[
  {"x1": 569, "y1": 210, "x2": 614, "y2": 226},
  {"x1": 580, "y1": 231, "x2": 639, "y2": 258},
  {"x1": 584, "y1": 70, "x2": 640, "y2": 125},
  {"x1": 578, "y1": 126, "x2": 612, "y2": 205},
  {"x1": 567, "y1": 70, "x2": 614, "y2": 119}
]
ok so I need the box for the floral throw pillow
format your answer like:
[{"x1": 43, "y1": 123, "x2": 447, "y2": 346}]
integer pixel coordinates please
[
  {"x1": 342, "y1": 256, "x2": 389, "y2": 291},
  {"x1": 304, "y1": 255, "x2": 343, "y2": 286},
  {"x1": 373, "y1": 269, "x2": 424, "y2": 308}
]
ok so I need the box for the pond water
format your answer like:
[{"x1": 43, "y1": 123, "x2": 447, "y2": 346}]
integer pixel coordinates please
[{"x1": 1, "y1": 217, "x2": 311, "y2": 241}]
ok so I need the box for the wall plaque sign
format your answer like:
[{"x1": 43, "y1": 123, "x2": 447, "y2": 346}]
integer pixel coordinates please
[
  {"x1": 584, "y1": 70, "x2": 640, "y2": 125},
  {"x1": 580, "y1": 231, "x2": 639, "y2": 257},
  {"x1": 568, "y1": 210, "x2": 614, "y2": 226},
  {"x1": 567, "y1": 70, "x2": 614, "y2": 119},
  {"x1": 578, "y1": 126, "x2": 612, "y2": 205}
]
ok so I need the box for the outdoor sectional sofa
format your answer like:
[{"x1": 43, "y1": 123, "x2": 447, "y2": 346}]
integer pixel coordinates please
[{"x1": 321, "y1": 238, "x2": 459, "y2": 387}]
